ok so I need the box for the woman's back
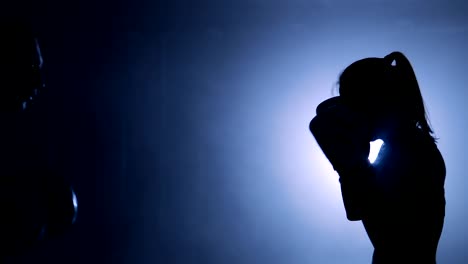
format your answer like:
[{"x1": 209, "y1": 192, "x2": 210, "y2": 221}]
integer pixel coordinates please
[{"x1": 363, "y1": 128, "x2": 446, "y2": 263}]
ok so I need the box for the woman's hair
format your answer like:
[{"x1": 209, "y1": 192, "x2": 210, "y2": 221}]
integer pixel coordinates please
[{"x1": 338, "y1": 51, "x2": 436, "y2": 142}]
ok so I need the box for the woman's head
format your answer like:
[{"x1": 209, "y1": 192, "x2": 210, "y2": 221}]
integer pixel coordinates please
[{"x1": 338, "y1": 51, "x2": 435, "y2": 140}]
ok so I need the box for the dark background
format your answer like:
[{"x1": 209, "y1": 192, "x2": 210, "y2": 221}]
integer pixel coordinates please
[{"x1": 3, "y1": 0, "x2": 468, "y2": 263}]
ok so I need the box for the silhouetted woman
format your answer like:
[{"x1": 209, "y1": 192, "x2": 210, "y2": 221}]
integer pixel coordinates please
[{"x1": 310, "y1": 52, "x2": 446, "y2": 263}]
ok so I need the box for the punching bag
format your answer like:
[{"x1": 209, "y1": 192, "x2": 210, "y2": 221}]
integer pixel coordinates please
[{"x1": 0, "y1": 18, "x2": 78, "y2": 256}]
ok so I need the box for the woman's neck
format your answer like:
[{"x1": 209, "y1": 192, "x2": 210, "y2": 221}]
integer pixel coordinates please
[{"x1": 371, "y1": 117, "x2": 415, "y2": 143}]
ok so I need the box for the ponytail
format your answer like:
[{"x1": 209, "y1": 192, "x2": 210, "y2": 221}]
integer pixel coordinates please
[{"x1": 383, "y1": 52, "x2": 435, "y2": 141}]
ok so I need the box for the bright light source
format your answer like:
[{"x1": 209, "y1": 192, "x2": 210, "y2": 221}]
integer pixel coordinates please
[{"x1": 368, "y1": 139, "x2": 384, "y2": 164}]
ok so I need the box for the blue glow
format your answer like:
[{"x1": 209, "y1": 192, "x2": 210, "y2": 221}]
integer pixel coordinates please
[
  {"x1": 72, "y1": 190, "x2": 78, "y2": 209},
  {"x1": 112, "y1": 1, "x2": 464, "y2": 263},
  {"x1": 72, "y1": 189, "x2": 78, "y2": 224},
  {"x1": 369, "y1": 139, "x2": 384, "y2": 164}
]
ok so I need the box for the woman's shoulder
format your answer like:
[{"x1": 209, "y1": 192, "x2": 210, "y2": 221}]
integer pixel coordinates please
[
  {"x1": 412, "y1": 129, "x2": 440, "y2": 153},
  {"x1": 409, "y1": 128, "x2": 446, "y2": 176},
  {"x1": 383, "y1": 127, "x2": 444, "y2": 171}
]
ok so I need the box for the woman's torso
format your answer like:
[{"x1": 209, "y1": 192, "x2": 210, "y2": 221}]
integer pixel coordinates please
[{"x1": 362, "y1": 129, "x2": 446, "y2": 263}]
